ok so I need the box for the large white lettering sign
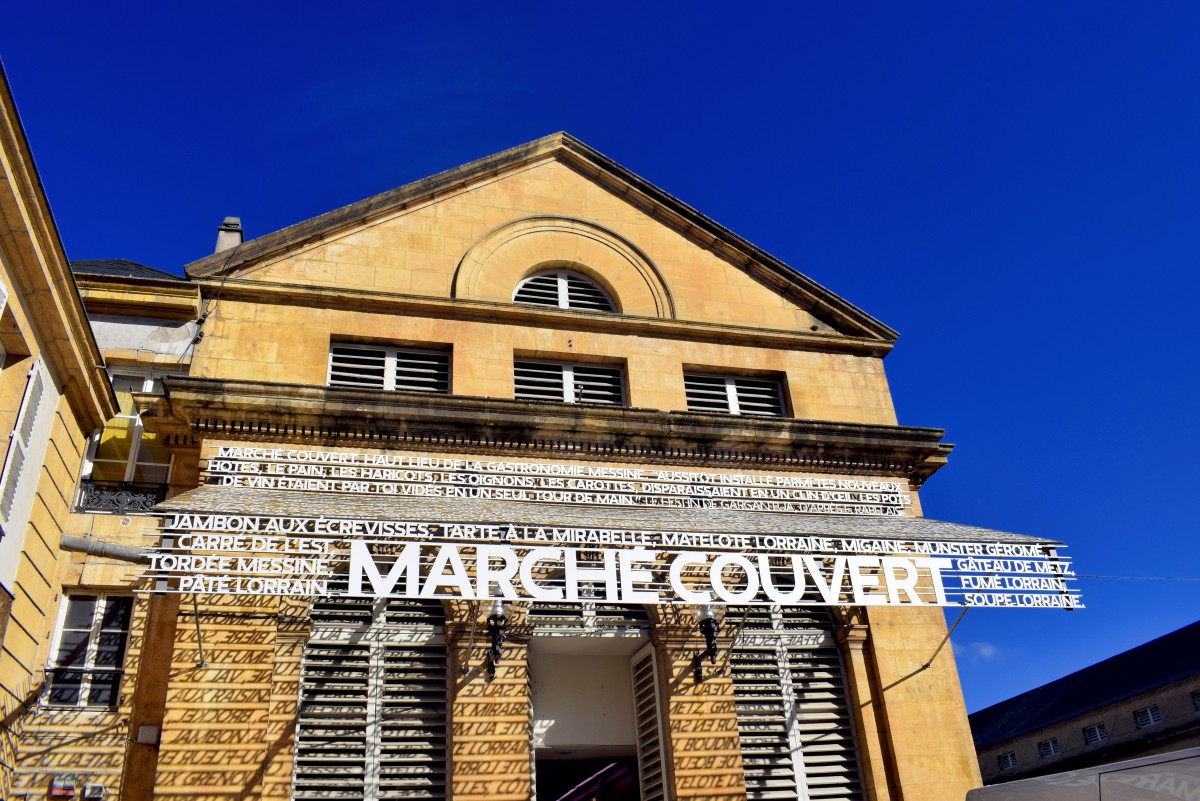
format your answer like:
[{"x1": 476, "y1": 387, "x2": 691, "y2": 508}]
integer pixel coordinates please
[
  {"x1": 140, "y1": 513, "x2": 1082, "y2": 609},
  {"x1": 205, "y1": 447, "x2": 914, "y2": 517}
]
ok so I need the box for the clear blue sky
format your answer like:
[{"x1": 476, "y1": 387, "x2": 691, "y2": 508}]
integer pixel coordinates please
[{"x1": 3, "y1": 3, "x2": 1197, "y2": 712}]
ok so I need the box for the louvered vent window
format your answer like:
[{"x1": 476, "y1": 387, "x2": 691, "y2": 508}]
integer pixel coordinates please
[
  {"x1": 1134, "y1": 705, "x2": 1162, "y2": 729},
  {"x1": 328, "y1": 344, "x2": 450, "y2": 393},
  {"x1": 684, "y1": 373, "x2": 786, "y2": 417},
  {"x1": 1082, "y1": 722, "x2": 1109, "y2": 745},
  {"x1": 294, "y1": 594, "x2": 447, "y2": 801},
  {"x1": 730, "y1": 607, "x2": 865, "y2": 801},
  {"x1": 1037, "y1": 738, "x2": 1060, "y2": 758},
  {"x1": 1192, "y1": 689, "x2": 1200, "y2": 711},
  {"x1": 514, "y1": 360, "x2": 625, "y2": 405},
  {"x1": 997, "y1": 752, "x2": 1018, "y2": 773},
  {"x1": 514, "y1": 270, "x2": 616, "y2": 312}
]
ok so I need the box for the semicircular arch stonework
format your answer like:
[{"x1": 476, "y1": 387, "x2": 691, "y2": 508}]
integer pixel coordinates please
[{"x1": 452, "y1": 216, "x2": 675, "y2": 318}]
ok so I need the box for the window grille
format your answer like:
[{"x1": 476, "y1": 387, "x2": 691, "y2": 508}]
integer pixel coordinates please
[
  {"x1": 514, "y1": 360, "x2": 625, "y2": 405},
  {"x1": 1134, "y1": 705, "x2": 1162, "y2": 728},
  {"x1": 328, "y1": 344, "x2": 450, "y2": 393},
  {"x1": 46, "y1": 594, "x2": 133, "y2": 708},
  {"x1": 684, "y1": 373, "x2": 787, "y2": 417},
  {"x1": 514, "y1": 270, "x2": 615, "y2": 312},
  {"x1": 997, "y1": 752, "x2": 1018, "y2": 773},
  {"x1": 730, "y1": 607, "x2": 865, "y2": 801},
  {"x1": 1192, "y1": 689, "x2": 1200, "y2": 711},
  {"x1": 294, "y1": 596, "x2": 447, "y2": 801},
  {"x1": 77, "y1": 370, "x2": 173, "y2": 514},
  {"x1": 1037, "y1": 738, "x2": 1060, "y2": 758},
  {"x1": 1082, "y1": 722, "x2": 1109, "y2": 745}
]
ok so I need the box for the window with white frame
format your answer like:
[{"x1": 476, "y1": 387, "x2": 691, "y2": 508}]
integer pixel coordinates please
[
  {"x1": 684, "y1": 372, "x2": 787, "y2": 417},
  {"x1": 84, "y1": 371, "x2": 172, "y2": 489},
  {"x1": 1134, "y1": 704, "x2": 1162, "y2": 728},
  {"x1": 46, "y1": 594, "x2": 133, "y2": 708},
  {"x1": 514, "y1": 359, "x2": 625, "y2": 405},
  {"x1": 1037, "y1": 738, "x2": 1061, "y2": 758},
  {"x1": 997, "y1": 751, "x2": 1018, "y2": 772},
  {"x1": 327, "y1": 343, "x2": 450, "y2": 393},
  {"x1": 1191, "y1": 689, "x2": 1200, "y2": 711},
  {"x1": 1082, "y1": 722, "x2": 1109, "y2": 745},
  {"x1": 514, "y1": 269, "x2": 616, "y2": 312}
]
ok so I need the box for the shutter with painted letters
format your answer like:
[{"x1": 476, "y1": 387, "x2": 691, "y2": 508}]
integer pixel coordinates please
[
  {"x1": 294, "y1": 598, "x2": 448, "y2": 801},
  {"x1": 293, "y1": 643, "x2": 371, "y2": 801},
  {"x1": 731, "y1": 607, "x2": 865, "y2": 801}
]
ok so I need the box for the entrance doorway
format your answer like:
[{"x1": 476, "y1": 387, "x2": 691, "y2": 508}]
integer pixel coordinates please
[
  {"x1": 535, "y1": 755, "x2": 639, "y2": 801},
  {"x1": 529, "y1": 633, "x2": 661, "y2": 801}
]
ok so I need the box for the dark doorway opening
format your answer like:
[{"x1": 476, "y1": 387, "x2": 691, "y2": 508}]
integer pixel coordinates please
[{"x1": 535, "y1": 755, "x2": 640, "y2": 801}]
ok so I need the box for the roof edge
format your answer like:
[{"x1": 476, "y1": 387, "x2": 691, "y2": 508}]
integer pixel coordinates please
[{"x1": 182, "y1": 132, "x2": 898, "y2": 342}]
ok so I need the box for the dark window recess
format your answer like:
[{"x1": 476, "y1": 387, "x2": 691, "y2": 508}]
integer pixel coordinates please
[
  {"x1": 684, "y1": 373, "x2": 786, "y2": 417},
  {"x1": 46, "y1": 595, "x2": 132, "y2": 708},
  {"x1": 328, "y1": 344, "x2": 450, "y2": 393},
  {"x1": 514, "y1": 360, "x2": 624, "y2": 405},
  {"x1": 514, "y1": 270, "x2": 615, "y2": 312}
]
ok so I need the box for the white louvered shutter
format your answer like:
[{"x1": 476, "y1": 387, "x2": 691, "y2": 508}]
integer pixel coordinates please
[
  {"x1": 294, "y1": 643, "x2": 371, "y2": 801},
  {"x1": 0, "y1": 359, "x2": 54, "y2": 547},
  {"x1": 328, "y1": 345, "x2": 450, "y2": 393},
  {"x1": 684, "y1": 374, "x2": 785, "y2": 417},
  {"x1": 631, "y1": 644, "x2": 666, "y2": 801},
  {"x1": 514, "y1": 360, "x2": 624, "y2": 405},
  {"x1": 514, "y1": 270, "x2": 615, "y2": 312},
  {"x1": 732, "y1": 607, "x2": 865, "y2": 801},
  {"x1": 294, "y1": 596, "x2": 447, "y2": 801}
]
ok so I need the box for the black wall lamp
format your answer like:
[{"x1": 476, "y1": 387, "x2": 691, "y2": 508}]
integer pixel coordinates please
[
  {"x1": 692, "y1": 604, "x2": 721, "y2": 683},
  {"x1": 485, "y1": 599, "x2": 508, "y2": 682}
]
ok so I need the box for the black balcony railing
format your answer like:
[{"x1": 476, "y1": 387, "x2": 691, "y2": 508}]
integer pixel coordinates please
[{"x1": 77, "y1": 480, "x2": 169, "y2": 514}]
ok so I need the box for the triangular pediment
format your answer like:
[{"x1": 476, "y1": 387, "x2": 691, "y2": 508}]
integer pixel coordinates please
[{"x1": 183, "y1": 133, "x2": 896, "y2": 342}]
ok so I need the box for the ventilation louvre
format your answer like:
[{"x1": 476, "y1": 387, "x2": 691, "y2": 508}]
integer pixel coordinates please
[
  {"x1": 514, "y1": 270, "x2": 615, "y2": 312},
  {"x1": 730, "y1": 607, "x2": 865, "y2": 801},
  {"x1": 514, "y1": 360, "x2": 624, "y2": 405},
  {"x1": 684, "y1": 373, "x2": 786, "y2": 417},
  {"x1": 328, "y1": 345, "x2": 450, "y2": 394},
  {"x1": 295, "y1": 599, "x2": 447, "y2": 801}
]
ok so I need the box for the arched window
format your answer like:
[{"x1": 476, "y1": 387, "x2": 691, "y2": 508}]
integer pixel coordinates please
[{"x1": 513, "y1": 269, "x2": 616, "y2": 312}]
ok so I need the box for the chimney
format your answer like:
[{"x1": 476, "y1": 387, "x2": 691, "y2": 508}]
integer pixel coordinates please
[{"x1": 215, "y1": 216, "x2": 243, "y2": 253}]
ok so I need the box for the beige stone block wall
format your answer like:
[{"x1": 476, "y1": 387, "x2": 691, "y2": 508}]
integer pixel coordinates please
[
  {"x1": 238, "y1": 159, "x2": 838, "y2": 335},
  {"x1": 152, "y1": 594, "x2": 285, "y2": 801},
  {"x1": 0, "y1": 396, "x2": 89, "y2": 795},
  {"x1": 865, "y1": 606, "x2": 982, "y2": 800},
  {"x1": 449, "y1": 633, "x2": 533, "y2": 801},
  {"x1": 189, "y1": 299, "x2": 897, "y2": 425},
  {"x1": 656, "y1": 621, "x2": 748, "y2": 800}
]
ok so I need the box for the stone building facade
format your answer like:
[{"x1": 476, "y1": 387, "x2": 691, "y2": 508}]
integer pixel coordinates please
[
  {"x1": 971, "y1": 621, "x2": 1200, "y2": 785},
  {"x1": 1, "y1": 130, "x2": 1077, "y2": 801},
  {"x1": 0, "y1": 66, "x2": 117, "y2": 798}
]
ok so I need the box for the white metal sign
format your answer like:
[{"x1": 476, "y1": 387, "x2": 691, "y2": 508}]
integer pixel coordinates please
[
  {"x1": 142, "y1": 513, "x2": 1081, "y2": 609},
  {"x1": 206, "y1": 447, "x2": 914, "y2": 517}
]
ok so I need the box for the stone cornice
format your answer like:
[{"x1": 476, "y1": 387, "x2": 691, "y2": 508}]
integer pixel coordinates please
[
  {"x1": 142, "y1": 377, "x2": 952, "y2": 485},
  {"x1": 76, "y1": 274, "x2": 201, "y2": 320},
  {"x1": 0, "y1": 68, "x2": 116, "y2": 429},
  {"x1": 197, "y1": 278, "x2": 893, "y2": 357}
]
